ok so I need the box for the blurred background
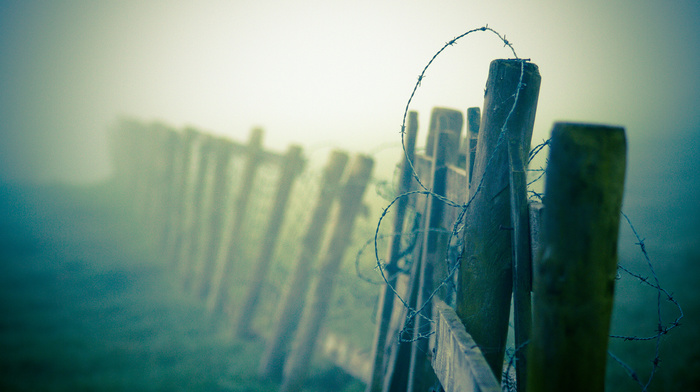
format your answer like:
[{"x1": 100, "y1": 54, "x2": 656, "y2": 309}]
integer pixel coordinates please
[
  {"x1": 1, "y1": 0, "x2": 698, "y2": 390},
  {"x1": 2, "y1": 0, "x2": 698, "y2": 182}
]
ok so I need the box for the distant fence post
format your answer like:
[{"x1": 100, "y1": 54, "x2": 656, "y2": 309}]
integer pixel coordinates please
[
  {"x1": 133, "y1": 121, "x2": 156, "y2": 223},
  {"x1": 165, "y1": 128, "x2": 201, "y2": 264},
  {"x1": 365, "y1": 111, "x2": 418, "y2": 392},
  {"x1": 280, "y1": 154, "x2": 375, "y2": 392},
  {"x1": 527, "y1": 123, "x2": 626, "y2": 392},
  {"x1": 466, "y1": 107, "x2": 480, "y2": 186},
  {"x1": 207, "y1": 128, "x2": 264, "y2": 315},
  {"x1": 176, "y1": 134, "x2": 215, "y2": 279},
  {"x1": 162, "y1": 127, "x2": 198, "y2": 253},
  {"x1": 152, "y1": 125, "x2": 180, "y2": 248},
  {"x1": 233, "y1": 144, "x2": 305, "y2": 337},
  {"x1": 408, "y1": 108, "x2": 462, "y2": 392},
  {"x1": 258, "y1": 150, "x2": 349, "y2": 381},
  {"x1": 456, "y1": 59, "x2": 541, "y2": 380},
  {"x1": 189, "y1": 137, "x2": 236, "y2": 295}
]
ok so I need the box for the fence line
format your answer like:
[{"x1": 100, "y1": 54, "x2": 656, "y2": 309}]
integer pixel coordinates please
[
  {"x1": 233, "y1": 145, "x2": 305, "y2": 337},
  {"x1": 351, "y1": 24, "x2": 685, "y2": 392},
  {"x1": 258, "y1": 150, "x2": 349, "y2": 381},
  {"x1": 111, "y1": 121, "x2": 380, "y2": 390},
  {"x1": 280, "y1": 155, "x2": 375, "y2": 392},
  {"x1": 109, "y1": 26, "x2": 683, "y2": 390}
]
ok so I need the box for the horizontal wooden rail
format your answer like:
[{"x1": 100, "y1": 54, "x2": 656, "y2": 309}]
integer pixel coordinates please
[{"x1": 431, "y1": 299, "x2": 500, "y2": 392}]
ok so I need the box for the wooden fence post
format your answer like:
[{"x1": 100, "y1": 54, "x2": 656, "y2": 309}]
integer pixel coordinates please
[
  {"x1": 466, "y1": 107, "x2": 480, "y2": 185},
  {"x1": 233, "y1": 145, "x2": 305, "y2": 337},
  {"x1": 164, "y1": 128, "x2": 200, "y2": 264},
  {"x1": 456, "y1": 59, "x2": 541, "y2": 381},
  {"x1": 133, "y1": 121, "x2": 154, "y2": 223},
  {"x1": 258, "y1": 150, "x2": 349, "y2": 381},
  {"x1": 109, "y1": 119, "x2": 130, "y2": 189},
  {"x1": 365, "y1": 111, "x2": 418, "y2": 392},
  {"x1": 527, "y1": 123, "x2": 626, "y2": 392},
  {"x1": 207, "y1": 128, "x2": 264, "y2": 315},
  {"x1": 151, "y1": 124, "x2": 180, "y2": 249},
  {"x1": 408, "y1": 109, "x2": 462, "y2": 392},
  {"x1": 280, "y1": 154, "x2": 374, "y2": 392},
  {"x1": 506, "y1": 78, "x2": 540, "y2": 390},
  {"x1": 177, "y1": 134, "x2": 215, "y2": 279},
  {"x1": 189, "y1": 138, "x2": 236, "y2": 295},
  {"x1": 146, "y1": 123, "x2": 175, "y2": 237},
  {"x1": 162, "y1": 127, "x2": 198, "y2": 253}
]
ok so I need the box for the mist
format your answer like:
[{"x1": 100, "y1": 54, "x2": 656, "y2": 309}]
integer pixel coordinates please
[
  {"x1": 1, "y1": 0, "x2": 699, "y2": 390},
  {"x1": 2, "y1": 0, "x2": 698, "y2": 182}
]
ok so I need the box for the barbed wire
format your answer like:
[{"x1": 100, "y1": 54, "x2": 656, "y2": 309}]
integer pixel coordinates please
[
  {"x1": 604, "y1": 212, "x2": 684, "y2": 391},
  {"x1": 361, "y1": 24, "x2": 683, "y2": 391},
  {"x1": 400, "y1": 25, "x2": 519, "y2": 193},
  {"x1": 373, "y1": 46, "x2": 527, "y2": 344}
]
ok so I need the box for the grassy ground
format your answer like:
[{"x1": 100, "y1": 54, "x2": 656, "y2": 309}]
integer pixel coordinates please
[
  {"x1": 1, "y1": 176, "x2": 696, "y2": 392},
  {"x1": 0, "y1": 181, "x2": 363, "y2": 392}
]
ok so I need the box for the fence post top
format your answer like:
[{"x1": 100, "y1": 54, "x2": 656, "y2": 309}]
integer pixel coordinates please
[
  {"x1": 490, "y1": 58, "x2": 539, "y2": 70},
  {"x1": 551, "y1": 121, "x2": 625, "y2": 134},
  {"x1": 550, "y1": 122, "x2": 627, "y2": 154}
]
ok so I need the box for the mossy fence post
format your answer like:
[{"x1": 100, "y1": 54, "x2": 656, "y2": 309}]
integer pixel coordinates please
[
  {"x1": 456, "y1": 59, "x2": 541, "y2": 380},
  {"x1": 207, "y1": 128, "x2": 264, "y2": 315},
  {"x1": 527, "y1": 123, "x2": 627, "y2": 392},
  {"x1": 233, "y1": 144, "x2": 305, "y2": 337},
  {"x1": 365, "y1": 111, "x2": 418, "y2": 392},
  {"x1": 258, "y1": 150, "x2": 349, "y2": 381},
  {"x1": 280, "y1": 154, "x2": 374, "y2": 392}
]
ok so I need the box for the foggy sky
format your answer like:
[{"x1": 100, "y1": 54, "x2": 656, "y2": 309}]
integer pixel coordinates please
[{"x1": 1, "y1": 0, "x2": 698, "y2": 182}]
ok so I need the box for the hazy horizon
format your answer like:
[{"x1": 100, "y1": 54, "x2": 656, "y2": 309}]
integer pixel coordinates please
[{"x1": 1, "y1": 0, "x2": 698, "y2": 183}]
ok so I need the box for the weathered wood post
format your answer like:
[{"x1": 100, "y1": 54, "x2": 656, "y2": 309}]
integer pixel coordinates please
[
  {"x1": 431, "y1": 299, "x2": 501, "y2": 392},
  {"x1": 146, "y1": 123, "x2": 174, "y2": 237},
  {"x1": 258, "y1": 150, "x2": 349, "y2": 381},
  {"x1": 177, "y1": 133, "x2": 215, "y2": 278},
  {"x1": 365, "y1": 111, "x2": 418, "y2": 392},
  {"x1": 162, "y1": 127, "x2": 198, "y2": 253},
  {"x1": 189, "y1": 137, "x2": 235, "y2": 295},
  {"x1": 233, "y1": 145, "x2": 305, "y2": 337},
  {"x1": 108, "y1": 119, "x2": 130, "y2": 188},
  {"x1": 133, "y1": 121, "x2": 154, "y2": 222},
  {"x1": 506, "y1": 82, "x2": 538, "y2": 391},
  {"x1": 466, "y1": 107, "x2": 480, "y2": 184},
  {"x1": 527, "y1": 123, "x2": 626, "y2": 392},
  {"x1": 164, "y1": 127, "x2": 200, "y2": 264},
  {"x1": 207, "y1": 128, "x2": 264, "y2": 315},
  {"x1": 151, "y1": 124, "x2": 180, "y2": 248},
  {"x1": 280, "y1": 154, "x2": 374, "y2": 392},
  {"x1": 138, "y1": 124, "x2": 160, "y2": 233},
  {"x1": 456, "y1": 59, "x2": 541, "y2": 380},
  {"x1": 408, "y1": 109, "x2": 462, "y2": 392}
]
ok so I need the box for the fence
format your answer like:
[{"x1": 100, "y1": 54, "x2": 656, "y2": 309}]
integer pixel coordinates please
[
  {"x1": 361, "y1": 59, "x2": 629, "y2": 392},
  {"x1": 110, "y1": 119, "x2": 377, "y2": 391},
  {"x1": 110, "y1": 57, "x2": 679, "y2": 392}
]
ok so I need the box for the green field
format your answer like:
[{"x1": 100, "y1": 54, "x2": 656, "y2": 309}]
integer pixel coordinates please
[
  {"x1": 0, "y1": 181, "x2": 365, "y2": 392},
  {"x1": 1, "y1": 178, "x2": 697, "y2": 391}
]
